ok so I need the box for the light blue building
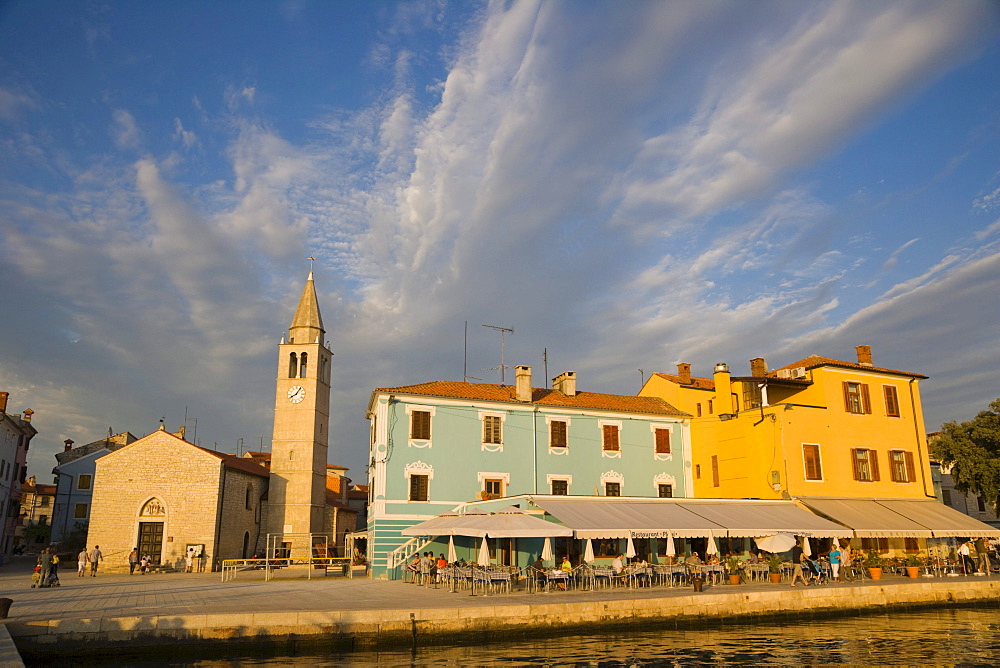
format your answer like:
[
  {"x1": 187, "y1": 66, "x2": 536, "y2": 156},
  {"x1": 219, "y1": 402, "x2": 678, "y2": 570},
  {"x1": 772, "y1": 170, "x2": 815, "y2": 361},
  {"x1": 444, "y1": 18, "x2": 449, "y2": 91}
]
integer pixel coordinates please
[
  {"x1": 365, "y1": 366, "x2": 692, "y2": 578},
  {"x1": 50, "y1": 431, "x2": 136, "y2": 545}
]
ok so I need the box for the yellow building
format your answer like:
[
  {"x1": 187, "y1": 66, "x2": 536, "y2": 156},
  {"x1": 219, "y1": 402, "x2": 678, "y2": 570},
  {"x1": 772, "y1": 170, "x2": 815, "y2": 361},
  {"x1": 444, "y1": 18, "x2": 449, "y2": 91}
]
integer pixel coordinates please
[{"x1": 639, "y1": 345, "x2": 935, "y2": 502}]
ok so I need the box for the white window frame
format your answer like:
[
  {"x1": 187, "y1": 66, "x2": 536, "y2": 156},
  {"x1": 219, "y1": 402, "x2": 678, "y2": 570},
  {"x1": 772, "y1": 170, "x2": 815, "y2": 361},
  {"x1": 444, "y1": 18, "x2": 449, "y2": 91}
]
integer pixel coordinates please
[
  {"x1": 545, "y1": 474, "x2": 573, "y2": 495},
  {"x1": 405, "y1": 405, "x2": 436, "y2": 448},
  {"x1": 601, "y1": 470, "x2": 624, "y2": 496},
  {"x1": 599, "y1": 420, "x2": 622, "y2": 458},
  {"x1": 477, "y1": 471, "x2": 511, "y2": 498},
  {"x1": 650, "y1": 423, "x2": 673, "y2": 461},
  {"x1": 653, "y1": 472, "x2": 677, "y2": 497},
  {"x1": 77, "y1": 474, "x2": 93, "y2": 490},
  {"x1": 479, "y1": 410, "x2": 506, "y2": 452},
  {"x1": 545, "y1": 415, "x2": 571, "y2": 454},
  {"x1": 404, "y1": 461, "x2": 434, "y2": 502}
]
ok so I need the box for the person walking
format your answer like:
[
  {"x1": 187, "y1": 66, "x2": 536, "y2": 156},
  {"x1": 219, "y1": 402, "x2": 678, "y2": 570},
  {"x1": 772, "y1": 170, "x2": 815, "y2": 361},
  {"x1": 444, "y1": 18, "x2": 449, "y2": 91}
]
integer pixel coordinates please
[
  {"x1": 88, "y1": 545, "x2": 104, "y2": 577},
  {"x1": 828, "y1": 544, "x2": 842, "y2": 582},
  {"x1": 974, "y1": 538, "x2": 991, "y2": 574},
  {"x1": 958, "y1": 540, "x2": 975, "y2": 574},
  {"x1": 128, "y1": 548, "x2": 139, "y2": 575},
  {"x1": 77, "y1": 548, "x2": 89, "y2": 577},
  {"x1": 790, "y1": 540, "x2": 810, "y2": 587},
  {"x1": 140, "y1": 553, "x2": 150, "y2": 574}
]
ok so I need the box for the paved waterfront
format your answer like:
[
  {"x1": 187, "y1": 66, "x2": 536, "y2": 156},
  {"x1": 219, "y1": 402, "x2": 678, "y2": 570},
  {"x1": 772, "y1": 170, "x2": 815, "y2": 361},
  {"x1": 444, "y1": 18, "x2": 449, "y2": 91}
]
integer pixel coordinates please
[{"x1": 0, "y1": 554, "x2": 990, "y2": 622}]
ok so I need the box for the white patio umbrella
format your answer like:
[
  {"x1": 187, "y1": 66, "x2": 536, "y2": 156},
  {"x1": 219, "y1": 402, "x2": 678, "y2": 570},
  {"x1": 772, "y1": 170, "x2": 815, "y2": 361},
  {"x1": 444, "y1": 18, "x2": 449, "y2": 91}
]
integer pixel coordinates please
[
  {"x1": 477, "y1": 537, "x2": 491, "y2": 567},
  {"x1": 447, "y1": 535, "x2": 457, "y2": 564},
  {"x1": 626, "y1": 535, "x2": 637, "y2": 558},
  {"x1": 583, "y1": 539, "x2": 595, "y2": 563},
  {"x1": 802, "y1": 536, "x2": 812, "y2": 558},
  {"x1": 754, "y1": 533, "x2": 797, "y2": 553},
  {"x1": 541, "y1": 536, "x2": 553, "y2": 562},
  {"x1": 665, "y1": 532, "x2": 676, "y2": 557},
  {"x1": 706, "y1": 530, "x2": 719, "y2": 556}
]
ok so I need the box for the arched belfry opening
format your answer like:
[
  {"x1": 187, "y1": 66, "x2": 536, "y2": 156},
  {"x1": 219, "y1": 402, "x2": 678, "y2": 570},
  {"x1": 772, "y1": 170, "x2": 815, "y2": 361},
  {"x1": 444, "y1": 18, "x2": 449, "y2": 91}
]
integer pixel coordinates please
[
  {"x1": 299, "y1": 352, "x2": 308, "y2": 378},
  {"x1": 288, "y1": 353, "x2": 297, "y2": 379}
]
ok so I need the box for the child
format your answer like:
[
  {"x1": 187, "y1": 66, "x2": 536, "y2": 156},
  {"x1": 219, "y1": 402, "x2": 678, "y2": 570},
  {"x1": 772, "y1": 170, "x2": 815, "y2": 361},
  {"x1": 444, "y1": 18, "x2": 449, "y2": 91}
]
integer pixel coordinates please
[
  {"x1": 31, "y1": 564, "x2": 41, "y2": 588},
  {"x1": 140, "y1": 554, "x2": 150, "y2": 575}
]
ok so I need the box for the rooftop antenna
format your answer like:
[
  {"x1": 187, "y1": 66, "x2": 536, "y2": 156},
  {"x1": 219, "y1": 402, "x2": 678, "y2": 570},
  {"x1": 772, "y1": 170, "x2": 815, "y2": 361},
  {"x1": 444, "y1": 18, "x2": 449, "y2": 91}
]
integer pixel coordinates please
[
  {"x1": 639, "y1": 368, "x2": 645, "y2": 389},
  {"x1": 543, "y1": 348, "x2": 549, "y2": 388},
  {"x1": 482, "y1": 324, "x2": 514, "y2": 384}
]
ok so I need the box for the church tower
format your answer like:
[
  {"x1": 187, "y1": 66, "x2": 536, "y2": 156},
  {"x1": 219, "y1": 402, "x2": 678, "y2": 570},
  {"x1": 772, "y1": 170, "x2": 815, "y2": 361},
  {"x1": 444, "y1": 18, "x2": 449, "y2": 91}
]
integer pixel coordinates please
[{"x1": 267, "y1": 272, "x2": 332, "y2": 553}]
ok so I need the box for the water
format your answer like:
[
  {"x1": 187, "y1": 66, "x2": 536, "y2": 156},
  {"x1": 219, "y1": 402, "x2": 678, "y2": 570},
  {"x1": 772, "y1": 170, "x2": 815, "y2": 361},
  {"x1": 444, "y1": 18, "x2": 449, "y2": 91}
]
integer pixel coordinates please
[{"x1": 41, "y1": 605, "x2": 1000, "y2": 666}]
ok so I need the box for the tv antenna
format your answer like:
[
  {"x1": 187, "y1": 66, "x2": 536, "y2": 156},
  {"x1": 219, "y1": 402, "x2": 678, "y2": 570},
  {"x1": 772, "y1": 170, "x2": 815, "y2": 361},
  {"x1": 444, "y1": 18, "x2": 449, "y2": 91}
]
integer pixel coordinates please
[{"x1": 482, "y1": 324, "x2": 514, "y2": 384}]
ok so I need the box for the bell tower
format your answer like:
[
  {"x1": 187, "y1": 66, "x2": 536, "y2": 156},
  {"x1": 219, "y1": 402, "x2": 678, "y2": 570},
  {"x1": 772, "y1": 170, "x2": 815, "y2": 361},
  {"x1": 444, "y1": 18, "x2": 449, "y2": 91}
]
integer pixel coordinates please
[{"x1": 267, "y1": 271, "x2": 331, "y2": 551}]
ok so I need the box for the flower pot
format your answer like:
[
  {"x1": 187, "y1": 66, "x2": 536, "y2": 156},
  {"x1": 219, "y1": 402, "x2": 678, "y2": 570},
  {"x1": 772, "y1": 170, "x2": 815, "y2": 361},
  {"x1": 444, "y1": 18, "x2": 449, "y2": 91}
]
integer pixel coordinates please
[
  {"x1": 867, "y1": 567, "x2": 882, "y2": 580},
  {"x1": 905, "y1": 566, "x2": 919, "y2": 578},
  {"x1": 729, "y1": 574, "x2": 742, "y2": 585},
  {"x1": 769, "y1": 573, "x2": 782, "y2": 584}
]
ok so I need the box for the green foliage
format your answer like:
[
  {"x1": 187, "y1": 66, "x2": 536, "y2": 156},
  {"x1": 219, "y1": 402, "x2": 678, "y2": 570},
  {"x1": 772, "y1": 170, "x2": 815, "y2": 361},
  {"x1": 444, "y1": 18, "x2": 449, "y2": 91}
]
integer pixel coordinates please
[
  {"x1": 906, "y1": 554, "x2": 921, "y2": 567},
  {"x1": 22, "y1": 522, "x2": 51, "y2": 546},
  {"x1": 59, "y1": 521, "x2": 89, "y2": 556},
  {"x1": 929, "y1": 398, "x2": 1000, "y2": 514},
  {"x1": 766, "y1": 553, "x2": 783, "y2": 573},
  {"x1": 865, "y1": 551, "x2": 883, "y2": 568},
  {"x1": 726, "y1": 555, "x2": 741, "y2": 572}
]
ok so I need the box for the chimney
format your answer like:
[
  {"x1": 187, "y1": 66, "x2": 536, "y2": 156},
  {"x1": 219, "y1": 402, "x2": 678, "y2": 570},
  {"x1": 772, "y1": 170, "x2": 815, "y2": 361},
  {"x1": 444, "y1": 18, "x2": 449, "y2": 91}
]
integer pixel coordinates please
[
  {"x1": 713, "y1": 362, "x2": 733, "y2": 415},
  {"x1": 750, "y1": 357, "x2": 767, "y2": 377},
  {"x1": 0, "y1": 391, "x2": 7, "y2": 413},
  {"x1": 515, "y1": 365, "x2": 532, "y2": 402},
  {"x1": 856, "y1": 345, "x2": 873, "y2": 366},
  {"x1": 677, "y1": 363, "x2": 691, "y2": 384},
  {"x1": 21, "y1": 408, "x2": 33, "y2": 422},
  {"x1": 552, "y1": 371, "x2": 577, "y2": 397},
  {"x1": 64, "y1": 439, "x2": 74, "y2": 452}
]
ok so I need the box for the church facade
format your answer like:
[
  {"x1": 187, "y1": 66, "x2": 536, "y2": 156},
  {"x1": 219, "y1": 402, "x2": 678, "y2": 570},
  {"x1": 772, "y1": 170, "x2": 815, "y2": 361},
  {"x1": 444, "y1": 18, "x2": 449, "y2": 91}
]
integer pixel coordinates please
[{"x1": 85, "y1": 272, "x2": 345, "y2": 570}]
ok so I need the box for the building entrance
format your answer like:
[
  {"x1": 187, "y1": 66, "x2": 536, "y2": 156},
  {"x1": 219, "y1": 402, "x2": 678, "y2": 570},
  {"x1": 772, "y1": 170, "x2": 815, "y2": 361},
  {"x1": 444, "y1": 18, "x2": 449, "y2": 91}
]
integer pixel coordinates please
[{"x1": 138, "y1": 522, "x2": 164, "y2": 565}]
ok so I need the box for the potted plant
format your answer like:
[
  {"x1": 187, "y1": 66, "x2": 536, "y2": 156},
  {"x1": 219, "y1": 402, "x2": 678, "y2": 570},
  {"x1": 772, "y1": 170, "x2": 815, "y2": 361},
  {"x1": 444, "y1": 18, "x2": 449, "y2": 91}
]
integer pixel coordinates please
[
  {"x1": 865, "y1": 551, "x2": 883, "y2": 580},
  {"x1": 767, "y1": 553, "x2": 783, "y2": 584},
  {"x1": 905, "y1": 554, "x2": 921, "y2": 578},
  {"x1": 726, "y1": 556, "x2": 742, "y2": 585}
]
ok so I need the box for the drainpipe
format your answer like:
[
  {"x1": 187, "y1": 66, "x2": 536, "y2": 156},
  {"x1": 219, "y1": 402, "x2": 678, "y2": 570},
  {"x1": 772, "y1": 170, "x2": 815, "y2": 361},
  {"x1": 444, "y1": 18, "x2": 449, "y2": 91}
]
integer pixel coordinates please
[{"x1": 532, "y1": 407, "x2": 539, "y2": 494}]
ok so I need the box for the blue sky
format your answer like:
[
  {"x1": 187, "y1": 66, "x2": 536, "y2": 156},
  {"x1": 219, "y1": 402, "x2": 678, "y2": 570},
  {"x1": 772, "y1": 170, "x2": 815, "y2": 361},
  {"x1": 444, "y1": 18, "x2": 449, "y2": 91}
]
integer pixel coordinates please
[{"x1": 2, "y1": 1, "x2": 999, "y2": 483}]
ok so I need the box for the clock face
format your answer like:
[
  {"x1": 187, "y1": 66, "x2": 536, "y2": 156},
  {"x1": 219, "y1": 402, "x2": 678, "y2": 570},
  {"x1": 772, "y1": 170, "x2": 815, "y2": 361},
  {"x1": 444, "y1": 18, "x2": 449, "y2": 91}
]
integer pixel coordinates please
[{"x1": 287, "y1": 385, "x2": 306, "y2": 403}]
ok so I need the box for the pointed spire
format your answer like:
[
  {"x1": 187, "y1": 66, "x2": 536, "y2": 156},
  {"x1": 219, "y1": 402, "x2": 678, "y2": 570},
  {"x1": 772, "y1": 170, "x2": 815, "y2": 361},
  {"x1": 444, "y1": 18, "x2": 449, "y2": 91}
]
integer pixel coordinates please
[{"x1": 288, "y1": 272, "x2": 325, "y2": 345}]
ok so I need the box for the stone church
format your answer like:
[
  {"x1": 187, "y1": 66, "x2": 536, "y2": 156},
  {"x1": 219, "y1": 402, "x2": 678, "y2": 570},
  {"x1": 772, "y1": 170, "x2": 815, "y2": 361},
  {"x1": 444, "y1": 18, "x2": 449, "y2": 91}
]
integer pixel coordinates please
[{"x1": 86, "y1": 272, "x2": 354, "y2": 570}]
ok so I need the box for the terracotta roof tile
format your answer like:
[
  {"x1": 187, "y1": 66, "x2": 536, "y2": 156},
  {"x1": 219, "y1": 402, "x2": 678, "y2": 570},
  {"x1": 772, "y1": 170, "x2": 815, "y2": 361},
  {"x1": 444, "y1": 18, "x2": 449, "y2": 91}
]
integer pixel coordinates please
[
  {"x1": 772, "y1": 355, "x2": 927, "y2": 379},
  {"x1": 375, "y1": 380, "x2": 688, "y2": 416},
  {"x1": 651, "y1": 372, "x2": 715, "y2": 391},
  {"x1": 195, "y1": 445, "x2": 270, "y2": 477}
]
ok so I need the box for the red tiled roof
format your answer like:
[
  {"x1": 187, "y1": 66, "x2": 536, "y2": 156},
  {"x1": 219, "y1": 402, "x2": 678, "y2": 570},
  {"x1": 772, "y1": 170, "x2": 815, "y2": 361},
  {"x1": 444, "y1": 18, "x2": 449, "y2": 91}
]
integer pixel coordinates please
[
  {"x1": 374, "y1": 380, "x2": 688, "y2": 416},
  {"x1": 196, "y1": 446, "x2": 270, "y2": 477},
  {"x1": 650, "y1": 372, "x2": 715, "y2": 391},
  {"x1": 23, "y1": 484, "x2": 56, "y2": 495},
  {"x1": 327, "y1": 464, "x2": 349, "y2": 471},
  {"x1": 772, "y1": 356, "x2": 927, "y2": 379}
]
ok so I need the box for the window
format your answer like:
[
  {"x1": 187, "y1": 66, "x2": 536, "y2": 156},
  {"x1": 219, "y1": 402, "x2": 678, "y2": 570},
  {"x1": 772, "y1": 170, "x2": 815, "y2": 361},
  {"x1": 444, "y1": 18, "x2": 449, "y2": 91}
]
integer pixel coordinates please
[
  {"x1": 889, "y1": 450, "x2": 916, "y2": 483},
  {"x1": 654, "y1": 429, "x2": 671, "y2": 455},
  {"x1": 602, "y1": 424, "x2": 620, "y2": 452},
  {"x1": 550, "y1": 420, "x2": 567, "y2": 448},
  {"x1": 695, "y1": 464, "x2": 701, "y2": 479},
  {"x1": 40, "y1": 496, "x2": 50, "y2": 507},
  {"x1": 73, "y1": 503, "x2": 88, "y2": 519},
  {"x1": 942, "y1": 489, "x2": 952, "y2": 506},
  {"x1": 245, "y1": 485, "x2": 252, "y2": 509},
  {"x1": 904, "y1": 538, "x2": 920, "y2": 553},
  {"x1": 883, "y1": 385, "x2": 900, "y2": 417},
  {"x1": 696, "y1": 403, "x2": 702, "y2": 417},
  {"x1": 77, "y1": 474, "x2": 92, "y2": 490},
  {"x1": 484, "y1": 478, "x2": 504, "y2": 498},
  {"x1": 742, "y1": 384, "x2": 762, "y2": 410},
  {"x1": 978, "y1": 496, "x2": 987, "y2": 513},
  {"x1": 408, "y1": 474, "x2": 429, "y2": 501},
  {"x1": 711, "y1": 455, "x2": 720, "y2": 487},
  {"x1": 851, "y1": 448, "x2": 880, "y2": 482},
  {"x1": 708, "y1": 399, "x2": 713, "y2": 414},
  {"x1": 802, "y1": 444, "x2": 823, "y2": 481},
  {"x1": 658, "y1": 484, "x2": 673, "y2": 498},
  {"x1": 861, "y1": 537, "x2": 889, "y2": 552},
  {"x1": 288, "y1": 352, "x2": 297, "y2": 378},
  {"x1": 39, "y1": 514, "x2": 48, "y2": 525},
  {"x1": 483, "y1": 415, "x2": 503, "y2": 444},
  {"x1": 605, "y1": 482, "x2": 621, "y2": 497},
  {"x1": 843, "y1": 381, "x2": 871, "y2": 414},
  {"x1": 299, "y1": 352, "x2": 308, "y2": 378},
  {"x1": 410, "y1": 410, "x2": 431, "y2": 440},
  {"x1": 551, "y1": 479, "x2": 568, "y2": 495}
]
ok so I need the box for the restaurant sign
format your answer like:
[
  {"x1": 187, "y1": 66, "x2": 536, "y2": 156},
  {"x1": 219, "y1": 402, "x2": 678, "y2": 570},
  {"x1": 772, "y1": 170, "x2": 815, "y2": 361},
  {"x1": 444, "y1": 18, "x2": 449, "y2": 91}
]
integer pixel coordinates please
[{"x1": 631, "y1": 531, "x2": 672, "y2": 539}]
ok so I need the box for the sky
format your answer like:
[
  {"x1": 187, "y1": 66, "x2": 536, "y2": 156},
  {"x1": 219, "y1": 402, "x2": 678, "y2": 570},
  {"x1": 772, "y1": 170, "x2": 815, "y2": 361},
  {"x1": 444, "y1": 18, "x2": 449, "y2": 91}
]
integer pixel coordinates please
[{"x1": 2, "y1": 1, "x2": 999, "y2": 485}]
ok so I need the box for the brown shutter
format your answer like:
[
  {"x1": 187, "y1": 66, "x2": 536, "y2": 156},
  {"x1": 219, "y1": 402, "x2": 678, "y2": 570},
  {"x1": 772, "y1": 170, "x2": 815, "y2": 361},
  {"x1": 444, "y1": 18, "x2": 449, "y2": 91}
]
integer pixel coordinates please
[
  {"x1": 843, "y1": 382, "x2": 852, "y2": 412},
  {"x1": 861, "y1": 384, "x2": 871, "y2": 414},
  {"x1": 655, "y1": 429, "x2": 671, "y2": 454},
  {"x1": 803, "y1": 444, "x2": 821, "y2": 480},
  {"x1": 411, "y1": 411, "x2": 430, "y2": 439},
  {"x1": 711, "y1": 455, "x2": 720, "y2": 487},
  {"x1": 870, "y1": 449, "x2": 880, "y2": 481},
  {"x1": 851, "y1": 448, "x2": 861, "y2": 481},
  {"x1": 884, "y1": 386, "x2": 900, "y2": 417},
  {"x1": 904, "y1": 451, "x2": 916, "y2": 483}
]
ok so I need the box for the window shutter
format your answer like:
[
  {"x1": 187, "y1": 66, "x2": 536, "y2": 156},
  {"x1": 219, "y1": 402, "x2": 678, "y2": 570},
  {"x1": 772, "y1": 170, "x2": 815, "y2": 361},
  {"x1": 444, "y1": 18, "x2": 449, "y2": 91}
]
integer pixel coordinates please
[
  {"x1": 551, "y1": 421, "x2": 567, "y2": 448},
  {"x1": 711, "y1": 455, "x2": 720, "y2": 487},
  {"x1": 884, "y1": 386, "x2": 900, "y2": 417},
  {"x1": 843, "y1": 382, "x2": 852, "y2": 412},
  {"x1": 803, "y1": 444, "x2": 821, "y2": 480},
  {"x1": 861, "y1": 384, "x2": 871, "y2": 414},
  {"x1": 655, "y1": 429, "x2": 671, "y2": 454},
  {"x1": 870, "y1": 450, "x2": 880, "y2": 481},
  {"x1": 411, "y1": 411, "x2": 430, "y2": 440},
  {"x1": 904, "y1": 451, "x2": 916, "y2": 483},
  {"x1": 850, "y1": 448, "x2": 861, "y2": 481}
]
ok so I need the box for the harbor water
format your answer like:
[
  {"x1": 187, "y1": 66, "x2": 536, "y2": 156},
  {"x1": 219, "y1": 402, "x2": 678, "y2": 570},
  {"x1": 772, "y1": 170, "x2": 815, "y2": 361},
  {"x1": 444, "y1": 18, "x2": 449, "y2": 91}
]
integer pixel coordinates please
[{"x1": 58, "y1": 602, "x2": 1000, "y2": 666}]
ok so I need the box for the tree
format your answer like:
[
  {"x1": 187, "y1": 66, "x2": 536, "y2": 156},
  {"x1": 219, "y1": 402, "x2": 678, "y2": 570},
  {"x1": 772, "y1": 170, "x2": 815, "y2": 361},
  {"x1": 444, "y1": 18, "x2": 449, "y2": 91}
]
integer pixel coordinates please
[{"x1": 930, "y1": 398, "x2": 1000, "y2": 514}]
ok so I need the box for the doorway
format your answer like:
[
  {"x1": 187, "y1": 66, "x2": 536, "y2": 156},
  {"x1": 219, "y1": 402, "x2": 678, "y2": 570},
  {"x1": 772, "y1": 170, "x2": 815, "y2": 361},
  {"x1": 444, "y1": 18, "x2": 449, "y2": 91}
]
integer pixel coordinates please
[{"x1": 138, "y1": 522, "x2": 164, "y2": 565}]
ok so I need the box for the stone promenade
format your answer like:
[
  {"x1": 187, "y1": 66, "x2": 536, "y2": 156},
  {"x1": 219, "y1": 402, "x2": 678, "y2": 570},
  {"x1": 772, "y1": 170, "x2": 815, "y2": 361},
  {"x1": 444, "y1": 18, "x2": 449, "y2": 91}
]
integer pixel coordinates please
[{"x1": 1, "y1": 555, "x2": 997, "y2": 660}]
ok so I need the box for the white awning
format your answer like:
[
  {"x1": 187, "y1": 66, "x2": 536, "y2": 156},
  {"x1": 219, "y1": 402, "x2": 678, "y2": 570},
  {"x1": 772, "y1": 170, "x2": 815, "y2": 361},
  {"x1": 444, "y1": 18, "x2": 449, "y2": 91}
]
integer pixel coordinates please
[
  {"x1": 401, "y1": 509, "x2": 573, "y2": 539},
  {"x1": 796, "y1": 498, "x2": 1000, "y2": 538},
  {"x1": 683, "y1": 500, "x2": 849, "y2": 538},
  {"x1": 526, "y1": 497, "x2": 847, "y2": 539}
]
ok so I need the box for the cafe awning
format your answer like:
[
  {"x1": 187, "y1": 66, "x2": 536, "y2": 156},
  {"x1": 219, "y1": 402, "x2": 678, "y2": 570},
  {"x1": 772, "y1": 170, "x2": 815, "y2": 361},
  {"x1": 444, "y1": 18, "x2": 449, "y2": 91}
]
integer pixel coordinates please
[
  {"x1": 401, "y1": 507, "x2": 573, "y2": 539},
  {"x1": 682, "y1": 500, "x2": 849, "y2": 538},
  {"x1": 796, "y1": 497, "x2": 1000, "y2": 538}
]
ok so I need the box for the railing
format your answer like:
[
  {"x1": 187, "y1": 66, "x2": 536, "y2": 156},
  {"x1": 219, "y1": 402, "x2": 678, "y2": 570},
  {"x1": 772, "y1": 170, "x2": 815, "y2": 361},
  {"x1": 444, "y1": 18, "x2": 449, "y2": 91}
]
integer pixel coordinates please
[
  {"x1": 386, "y1": 535, "x2": 435, "y2": 580},
  {"x1": 220, "y1": 557, "x2": 353, "y2": 582}
]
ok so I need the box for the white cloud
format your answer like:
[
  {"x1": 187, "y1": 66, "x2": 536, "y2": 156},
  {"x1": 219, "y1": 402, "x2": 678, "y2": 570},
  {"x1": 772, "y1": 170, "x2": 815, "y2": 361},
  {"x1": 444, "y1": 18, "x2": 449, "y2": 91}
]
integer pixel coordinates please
[{"x1": 111, "y1": 109, "x2": 141, "y2": 150}]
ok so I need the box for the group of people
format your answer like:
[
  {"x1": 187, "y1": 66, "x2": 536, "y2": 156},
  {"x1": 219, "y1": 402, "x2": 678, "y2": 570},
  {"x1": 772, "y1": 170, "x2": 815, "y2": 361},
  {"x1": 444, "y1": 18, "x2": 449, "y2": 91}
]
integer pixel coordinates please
[
  {"x1": 404, "y1": 551, "x2": 451, "y2": 583},
  {"x1": 75, "y1": 545, "x2": 104, "y2": 578},
  {"x1": 32, "y1": 548, "x2": 61, "y2": 588},
  {"x1": 126, "y1": 548, "x2": 154, "y2": 575}
]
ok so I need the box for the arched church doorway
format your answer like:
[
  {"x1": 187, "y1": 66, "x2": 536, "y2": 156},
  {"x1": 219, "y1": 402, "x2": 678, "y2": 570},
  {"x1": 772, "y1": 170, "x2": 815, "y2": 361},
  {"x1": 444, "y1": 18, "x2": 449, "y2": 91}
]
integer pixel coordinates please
[{"x1": 137, "y1": 498, "x2": 165, "y2": 565}]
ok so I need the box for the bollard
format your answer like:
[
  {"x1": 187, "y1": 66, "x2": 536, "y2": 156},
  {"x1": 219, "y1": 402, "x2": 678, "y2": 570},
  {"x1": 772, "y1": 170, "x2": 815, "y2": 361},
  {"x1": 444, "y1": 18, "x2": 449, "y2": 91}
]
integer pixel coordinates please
[
  {"x1": 0, "y1": 598, "x2": 12, "y2": 619},
  {"x1": 693, "y1": 576, "x2": 703, "y2": 593}
]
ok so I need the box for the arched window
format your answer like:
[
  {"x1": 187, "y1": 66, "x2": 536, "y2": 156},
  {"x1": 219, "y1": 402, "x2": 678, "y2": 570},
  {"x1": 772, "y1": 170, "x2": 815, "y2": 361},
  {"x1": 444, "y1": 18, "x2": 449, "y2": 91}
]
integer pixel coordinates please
[
  {"x1": 245, "y1": 485, "x2": 252, "y2": 510},
  {"x1": 288, "y1": 353, "x2": 297, "y2": 379},
  {"x1": 299, "y1": 352, "x2": 308, "y2": 378}
]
